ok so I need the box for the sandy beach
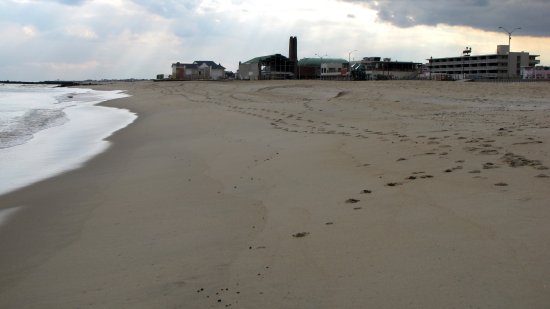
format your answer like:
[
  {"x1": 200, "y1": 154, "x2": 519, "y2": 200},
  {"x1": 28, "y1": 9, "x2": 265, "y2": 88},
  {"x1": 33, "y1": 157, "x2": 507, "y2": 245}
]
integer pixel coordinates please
[{"x1": 0, "y1": 80, "x2": 549, "y2": 308}]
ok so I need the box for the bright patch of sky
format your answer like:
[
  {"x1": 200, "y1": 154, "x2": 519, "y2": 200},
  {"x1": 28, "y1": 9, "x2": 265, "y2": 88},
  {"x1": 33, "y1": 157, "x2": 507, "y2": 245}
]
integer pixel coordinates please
[{"x1": 0, "y1": 0, "x2": 548, "y2": 81}]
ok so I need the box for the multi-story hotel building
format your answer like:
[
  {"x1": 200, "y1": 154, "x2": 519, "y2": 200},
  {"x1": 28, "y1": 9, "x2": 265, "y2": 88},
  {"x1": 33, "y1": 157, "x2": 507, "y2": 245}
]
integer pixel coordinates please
[{"x1": 426, "y1": 45, "x2": 539, "y2": 80}]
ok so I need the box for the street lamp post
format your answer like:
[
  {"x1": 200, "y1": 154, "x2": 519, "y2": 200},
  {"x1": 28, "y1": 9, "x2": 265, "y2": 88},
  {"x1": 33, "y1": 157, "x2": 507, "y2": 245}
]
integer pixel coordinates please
[
  {"x1": 348, "y1": 49, "x2": 357, "y2": 81},
  {"x1": 498, "y1": 26, "x2": 521, "y2": 79},
  {"x1": 498, "y1": 26, "x2": 521, "y2": 53},
  {"x1": 315, "y1": 53, "x2": 326, "y2": 80}
]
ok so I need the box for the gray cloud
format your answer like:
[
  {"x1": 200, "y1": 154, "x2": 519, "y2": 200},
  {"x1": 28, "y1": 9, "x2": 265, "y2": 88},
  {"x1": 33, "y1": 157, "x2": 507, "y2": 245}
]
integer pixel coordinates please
[
  {"x1": 341, "y1": 0, "x2": 550, "y2": 36},
  {"x1": 130, "y1": 0, "x2": 200, "y2": 18},
  {"x1": 46, "y1": 0, "x2": 88, "y2": 5}
]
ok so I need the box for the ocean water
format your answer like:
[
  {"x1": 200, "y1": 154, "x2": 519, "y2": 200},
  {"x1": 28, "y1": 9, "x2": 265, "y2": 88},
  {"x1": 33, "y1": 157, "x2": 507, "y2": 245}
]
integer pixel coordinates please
[{"x1": 0, "y1": 84, "x2": 137, "y2": 223}]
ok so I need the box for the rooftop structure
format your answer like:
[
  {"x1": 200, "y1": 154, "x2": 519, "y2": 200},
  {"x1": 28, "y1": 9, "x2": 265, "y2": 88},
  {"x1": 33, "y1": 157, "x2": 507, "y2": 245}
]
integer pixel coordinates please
[
  {"x1": 289, "y1": 36, "x2": 298, "y2": 76},
  {"x1": 194, "y1": 61, "x2": 225, "y2": 70}
]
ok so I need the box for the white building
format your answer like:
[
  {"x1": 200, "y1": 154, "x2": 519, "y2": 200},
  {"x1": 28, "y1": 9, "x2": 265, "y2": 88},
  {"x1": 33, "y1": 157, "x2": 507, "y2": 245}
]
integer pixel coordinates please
[
  {"x1": 521, "y1": 66, "x2": 550, "y2": 79},
  {"x1": 426, "y1": 45, "x2": 539, "y2": 80},
  {"x1": 194, "y1": 61, "x2": 226, "y2": 80},
  {"x1": 171, "y1": 61, "x2": 225, "y2": 80},
  {"x1": 320, "y1": 59, "x2": 349, "y2": 80}
]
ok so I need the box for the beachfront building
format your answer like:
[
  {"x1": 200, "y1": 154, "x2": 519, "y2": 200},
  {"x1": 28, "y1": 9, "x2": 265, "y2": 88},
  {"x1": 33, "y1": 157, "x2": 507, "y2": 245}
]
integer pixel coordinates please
[
  {"x1": 172, "y1": 62, "x2": 195, "y2": 80},
  {"x1": 238, "y1": 54, "x2": 296, "y2": 80},
  {"x1": 321, "y1": 59, "x2": 349, "y2": 80},
  {"x1": 171, "y1": 61, "x2": 226, "y2": 80},
  {"x1": 237, "y1": 57, "x2": 260, "y2": 80},
  {"x1": 297, "y1": 58, "x2": 349, "y2": 79},
  {"x1": 521, "y1": 66, "x2": 550, "y2": 80},
  {"x1": 237, "y1": 36, "x2": 299, "y2": 80},
  {"x1": 426, "y1": 45, "x2": 540, "y2": 80},
  {"x1": 194, "y1": 61, "x2": 226, "y2": 80},
  {"x1": 297, "y1": 58, "x2": 320, "y2": 79},
  {"x1": 357, "y1": 57, "x2": 421, "y2": 80}
]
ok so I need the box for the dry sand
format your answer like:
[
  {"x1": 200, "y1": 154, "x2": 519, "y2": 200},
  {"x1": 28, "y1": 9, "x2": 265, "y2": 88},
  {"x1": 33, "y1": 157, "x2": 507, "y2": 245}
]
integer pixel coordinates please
[{"x1": 0, "y1": 80, "x2": 549, "y2": 308}]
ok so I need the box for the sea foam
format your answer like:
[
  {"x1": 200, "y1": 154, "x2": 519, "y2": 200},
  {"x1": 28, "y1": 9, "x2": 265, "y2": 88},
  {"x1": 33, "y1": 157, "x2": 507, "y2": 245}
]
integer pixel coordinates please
[{"x1": 0, "y1": 84, "x2": 137, "y2": 198}]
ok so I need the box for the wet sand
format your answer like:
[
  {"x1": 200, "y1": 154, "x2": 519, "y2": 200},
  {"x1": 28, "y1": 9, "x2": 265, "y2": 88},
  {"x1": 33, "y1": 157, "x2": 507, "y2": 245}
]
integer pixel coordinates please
[{"x1": 0, "y1": 80, "x2": 549, "y2": 308}]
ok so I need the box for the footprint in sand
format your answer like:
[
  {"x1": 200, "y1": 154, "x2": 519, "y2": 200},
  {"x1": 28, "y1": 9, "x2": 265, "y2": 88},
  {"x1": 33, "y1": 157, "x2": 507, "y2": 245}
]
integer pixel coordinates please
[{"x1": 483, "y1": 162, "x2": 499, "y2": 169}]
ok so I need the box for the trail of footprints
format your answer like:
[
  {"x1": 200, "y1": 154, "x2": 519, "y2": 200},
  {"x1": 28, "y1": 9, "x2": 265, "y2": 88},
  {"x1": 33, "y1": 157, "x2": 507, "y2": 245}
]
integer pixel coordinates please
[
  {"x1": 171, "y1": 84, "x2": 549, "y2": 305},
  {"x1": 227, "y1": 104, "x2": 386, "y2": 139},
  {"x1": 167, "y1": 83, "x2": 549, "y2": 194},
  {"x1": 222, "y1": 97, "x2": 549, "y2": 183}
]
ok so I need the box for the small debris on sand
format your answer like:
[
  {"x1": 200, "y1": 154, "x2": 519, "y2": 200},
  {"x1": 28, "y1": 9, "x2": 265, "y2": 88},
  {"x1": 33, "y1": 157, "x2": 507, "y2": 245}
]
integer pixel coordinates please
[
  {"x1": 292, "y1": 232, "x2": 310, "y2": 238},
  {"x1": 345, "y1": 198, "x2": 360, "y2": 203}
]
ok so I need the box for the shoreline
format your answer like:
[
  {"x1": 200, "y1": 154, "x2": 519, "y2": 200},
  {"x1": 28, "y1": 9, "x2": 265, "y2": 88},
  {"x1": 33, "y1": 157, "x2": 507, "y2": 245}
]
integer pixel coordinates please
[
  {"x1": 0, "y1": 80, "x2": 549, "y2": 308},
  {"x1": 0, "y1": 85, "x2": 135, "y2": 197}
]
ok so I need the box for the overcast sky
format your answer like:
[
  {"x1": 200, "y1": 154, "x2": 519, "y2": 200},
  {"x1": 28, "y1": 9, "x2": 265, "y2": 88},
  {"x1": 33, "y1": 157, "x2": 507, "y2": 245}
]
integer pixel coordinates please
[{"x1": 1, "y1": 0, "x2": 549, "y2": 81}]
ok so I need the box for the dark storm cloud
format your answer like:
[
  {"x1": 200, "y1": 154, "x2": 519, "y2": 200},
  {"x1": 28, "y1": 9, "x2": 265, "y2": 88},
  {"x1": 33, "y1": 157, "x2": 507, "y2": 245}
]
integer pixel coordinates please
[{"x1": 341, "y1": 0, "x2": 550, "y2": 36}]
